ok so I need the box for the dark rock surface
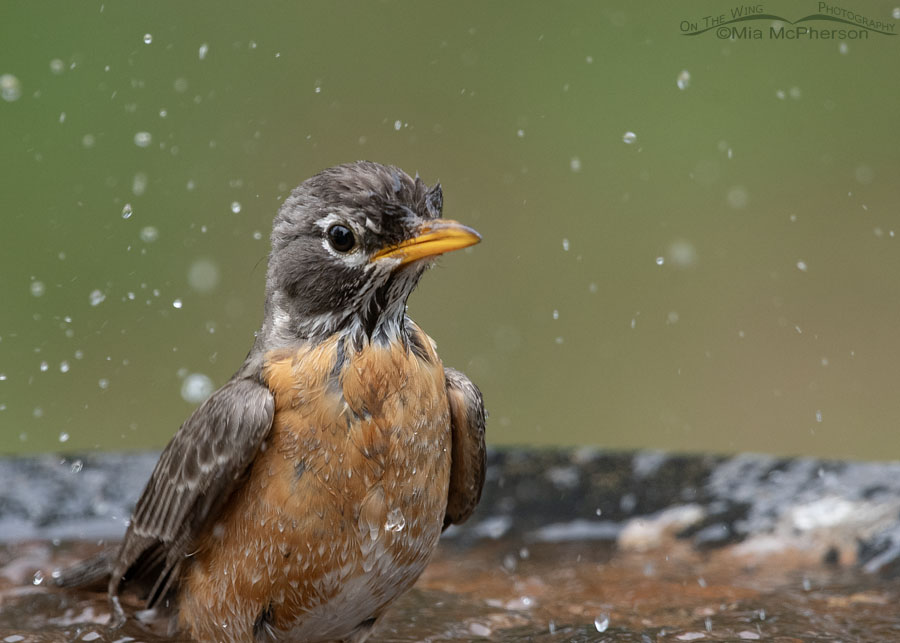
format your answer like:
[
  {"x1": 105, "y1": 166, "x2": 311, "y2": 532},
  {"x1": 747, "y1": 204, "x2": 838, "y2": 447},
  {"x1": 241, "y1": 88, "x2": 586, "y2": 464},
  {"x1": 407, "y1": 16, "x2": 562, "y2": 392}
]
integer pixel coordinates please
[{"x1": 6, "y1": 448, "x2": 899, "y2": 570}]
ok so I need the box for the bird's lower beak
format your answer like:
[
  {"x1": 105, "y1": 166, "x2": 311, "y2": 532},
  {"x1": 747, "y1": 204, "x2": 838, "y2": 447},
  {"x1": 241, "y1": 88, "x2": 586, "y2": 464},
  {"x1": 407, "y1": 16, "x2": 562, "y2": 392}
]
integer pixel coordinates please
[{"x1": 371, "y1": 219, "x2": 481, "y2": 266}]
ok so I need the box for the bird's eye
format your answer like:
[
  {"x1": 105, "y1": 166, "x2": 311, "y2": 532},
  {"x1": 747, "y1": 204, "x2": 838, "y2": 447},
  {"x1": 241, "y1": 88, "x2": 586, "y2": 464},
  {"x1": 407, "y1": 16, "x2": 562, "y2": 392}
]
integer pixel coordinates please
[{"x1": 327, "y1": 225, "x2": 356, "y2": 252}]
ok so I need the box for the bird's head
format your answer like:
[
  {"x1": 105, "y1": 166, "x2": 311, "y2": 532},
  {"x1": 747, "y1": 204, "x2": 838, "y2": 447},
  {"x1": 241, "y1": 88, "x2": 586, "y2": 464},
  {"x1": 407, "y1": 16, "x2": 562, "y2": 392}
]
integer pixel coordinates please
[{"x1": 260, "y1": 161, "x2": 480, "y2": 346}]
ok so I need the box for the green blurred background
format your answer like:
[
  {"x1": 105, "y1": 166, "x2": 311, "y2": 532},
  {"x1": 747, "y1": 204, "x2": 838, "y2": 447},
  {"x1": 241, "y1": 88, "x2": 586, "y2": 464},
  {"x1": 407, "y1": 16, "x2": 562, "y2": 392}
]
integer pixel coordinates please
[{"x1": 2, "y1": 2, "x2": 899, "y2": 459}]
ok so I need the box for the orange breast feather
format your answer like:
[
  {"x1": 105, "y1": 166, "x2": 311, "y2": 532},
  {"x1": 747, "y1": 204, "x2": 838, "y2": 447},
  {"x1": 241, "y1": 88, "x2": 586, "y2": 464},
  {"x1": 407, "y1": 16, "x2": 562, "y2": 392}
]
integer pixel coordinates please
[{"x1": 179, "y1": 329, "x2": 451, "y2": 641}]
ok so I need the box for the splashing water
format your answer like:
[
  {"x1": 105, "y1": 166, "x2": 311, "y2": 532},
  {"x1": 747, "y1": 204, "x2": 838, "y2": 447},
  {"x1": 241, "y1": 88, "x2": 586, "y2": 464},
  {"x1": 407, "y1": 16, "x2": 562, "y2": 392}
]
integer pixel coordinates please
[{"x1": 385, "y1": 508, "x2": 406, "y2": 533}]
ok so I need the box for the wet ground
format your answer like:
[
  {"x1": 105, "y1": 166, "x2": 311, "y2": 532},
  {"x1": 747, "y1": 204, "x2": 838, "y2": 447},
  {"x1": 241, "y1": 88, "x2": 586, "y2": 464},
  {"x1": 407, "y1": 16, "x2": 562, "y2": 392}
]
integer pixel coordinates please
[
  {"x1": 3, "y1": 449, "x2": 900, "y2": 641},
  {"x1": 2, "y1": 538, "x2": 899, "y2": 642}
]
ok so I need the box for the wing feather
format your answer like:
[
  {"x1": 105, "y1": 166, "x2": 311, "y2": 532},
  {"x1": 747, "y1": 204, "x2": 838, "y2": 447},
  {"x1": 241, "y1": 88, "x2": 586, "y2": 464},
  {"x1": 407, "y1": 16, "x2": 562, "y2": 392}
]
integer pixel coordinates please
[
  {"x1": 110, "y1": 376, "x2": 274, "y2": 605},
  {"x1": 443, "y1": 367, "x2": 486, "y2": 527}
]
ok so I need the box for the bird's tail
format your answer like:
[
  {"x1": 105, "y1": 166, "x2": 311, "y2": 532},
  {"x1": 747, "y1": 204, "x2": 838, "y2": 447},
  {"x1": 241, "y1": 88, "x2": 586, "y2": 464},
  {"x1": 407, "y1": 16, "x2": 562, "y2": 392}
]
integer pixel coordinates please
[{"x1": 52, "y1": 548, "x2": 115, "y2": 591}]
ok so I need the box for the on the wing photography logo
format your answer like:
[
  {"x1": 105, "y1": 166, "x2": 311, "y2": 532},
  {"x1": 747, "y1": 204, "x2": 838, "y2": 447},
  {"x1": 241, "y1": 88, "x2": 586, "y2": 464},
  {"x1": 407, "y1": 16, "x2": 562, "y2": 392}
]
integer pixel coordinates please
[{"x1": 680, "y1": 3, "x2": 898, "y2": 40}]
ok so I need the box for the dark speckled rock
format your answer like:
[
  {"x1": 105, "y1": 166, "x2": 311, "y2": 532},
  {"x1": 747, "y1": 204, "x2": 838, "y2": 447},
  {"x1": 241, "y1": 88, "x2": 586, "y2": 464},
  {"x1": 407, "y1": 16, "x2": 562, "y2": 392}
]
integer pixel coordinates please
[{"x1": 3, "y1": 448, "x2": 900, "y2": 574}]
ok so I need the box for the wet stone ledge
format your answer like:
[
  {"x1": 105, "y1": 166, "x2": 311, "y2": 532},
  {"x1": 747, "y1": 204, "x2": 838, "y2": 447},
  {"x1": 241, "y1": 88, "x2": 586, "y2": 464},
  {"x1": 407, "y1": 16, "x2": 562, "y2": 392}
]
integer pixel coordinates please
[{"x1": 2, "y1": 448, "x2": 900, "y2": 641}]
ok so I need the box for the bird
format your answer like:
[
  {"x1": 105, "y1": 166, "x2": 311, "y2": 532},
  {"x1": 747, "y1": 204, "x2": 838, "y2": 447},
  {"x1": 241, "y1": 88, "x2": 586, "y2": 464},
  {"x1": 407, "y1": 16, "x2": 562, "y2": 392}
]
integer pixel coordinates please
[{"x1": 55, "y1": 161, "x2": 487, "y2": 642}]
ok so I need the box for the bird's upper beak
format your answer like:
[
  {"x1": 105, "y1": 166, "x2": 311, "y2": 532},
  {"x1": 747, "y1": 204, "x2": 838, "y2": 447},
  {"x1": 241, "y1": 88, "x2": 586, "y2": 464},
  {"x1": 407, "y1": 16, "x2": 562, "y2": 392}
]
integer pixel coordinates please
[{"x1": 371, "y1": 219, "x2": 481, "y2": 266}]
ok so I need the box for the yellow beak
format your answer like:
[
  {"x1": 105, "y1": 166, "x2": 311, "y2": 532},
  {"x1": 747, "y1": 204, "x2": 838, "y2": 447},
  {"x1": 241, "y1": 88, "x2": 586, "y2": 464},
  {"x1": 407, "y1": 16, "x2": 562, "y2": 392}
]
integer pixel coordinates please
[{"x1": 371, "y1": 219, "x2": 481, "y2": 266}]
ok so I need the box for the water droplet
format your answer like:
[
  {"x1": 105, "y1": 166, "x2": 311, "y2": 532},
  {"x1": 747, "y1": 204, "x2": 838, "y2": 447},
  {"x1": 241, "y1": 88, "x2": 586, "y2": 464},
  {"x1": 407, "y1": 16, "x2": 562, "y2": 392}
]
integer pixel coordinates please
[
  {"x1": 623, "y1": 131, "x2": 636, "y2": 144},
  {"x1": 181, "y1": 373, "x2": 214, "y2": 403},
  {"x1": 32, "y1": 571, "x2": 44, "y2": 586},
  {"x1": 172, "y1": 298, "x2": 183, "y2": 309},
  {"x1": 516, "y1": 128, "x2": 525, "y2": 138},
  {"x1": 393, "y1": 120, "x2": 402, "y2": 131},
  {"x1": 667, "y1": 239, "x2": 698, "y2": 267},
  {"x1": 98, "y1": 378, "x2": 109, "y2": 389},
  {"x1": 89, "y1": 289, "x2": 106, "y2": 306},
  {"x1": 0, "y1": 74, "x2": 22, "y2": 102},
  {"x1": 59, "y1": 361, "x2": 70, "y2": 373},
  {"x1": 894, "y1": 7, "x2": 900, "y2": 19},
  {"x1": 30, "y1": 281, "x2": 45, "y2": 297},
  {"x1": 775, "y1": 89, "x2": 786, "y2": 100},
  {"x1": 594, "y1": 614, "x2": 609, "y2": 632},
  {"x1": 796, "y1": 260, "x2": 808, "y2": 272},
  {"x1": 677, "y1": 70, "x2": 691, "y2": 90},
  {"x1": 121, "y1": 203, "x2": 133, "y2": 219},
  {"x1": 71, "y1": 459, "x2": 83, "y2": 473},
  {"x1": 174, "y1": 77, "x2": 189, "y2": 93},
  {"x1": 839, "y1": 42, "x2": 849, "y2": 55},
  {"x1": 252, "y1": 230, "x2": 263, "y2": 240},
  {"x1": 132, "y1": 172, "x2": 148, "y2": 196},
  {"x1": 802, "y1": 576, "x2": 811, "y2": 591},
  {"x1": 726, "y1": 185, "x2": 749, "y2": 209},
  {"x1": 58, "y1": 432, "x2": 69, "y2": 443},
  {"x1": 655, "y1": 256, "x2": 665, "y2": 266},
  {"x1": 569, "y1": 157, "x2": 582, "y2": 172},
  {"x1": 855, "y1": 165, "x2": 874, "y2": 184},
  {"x1": 143, "y1": 33, "x2": 152, "y2": 44},
  {"x1": 133, "y1": 131, "x2": 152, "y2": 148},
  {"x1": 789, "y1": 86, "x2": 801, "y2": 100},
  {"x1": 815, "y1": 410, "x2": 823, "y2": 423},
  {"x1": 552, "y1": 309, "x2": 559, "y2": 320},
  {"x1": 230, "y1": 201, "x2": 242, "y2": 214},
  {"x1": 562, "y1": 238, "x2": 570, "y2": 251},
  {"x1": 198, "y1": 43, "x2": 209, "y2": 60},
  {"x1": 140, "y1": 226, "x2": 159, "y2": 242},
  {"x1": 39, "y1": 361, "x2": 49, "y2": 372},
  {"x1": 81, "y1": 133, "x2": 95, "y2": 149},
  {"x1": 705, "y1": 616, "x2": 712, "y2": 632},
  {"x1": 49, "y1": 58, "x2": 65, "y2": 74},
  {"x1": 384, "y1": 507, "x2": 406, "y2": 532},
  {"x1": 188, "y1": 258, "x2": 220, "y2": 293}
]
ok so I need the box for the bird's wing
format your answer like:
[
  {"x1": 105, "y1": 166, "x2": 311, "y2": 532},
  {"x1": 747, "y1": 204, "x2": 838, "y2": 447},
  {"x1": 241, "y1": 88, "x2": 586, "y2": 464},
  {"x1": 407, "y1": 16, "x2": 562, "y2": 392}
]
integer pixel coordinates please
[
  {"x1": 110, "y1": 376, "x2": 274, "y2": 607},
  {"x1": 442, "y1": 367, "x2": 486, "y2": 528}
]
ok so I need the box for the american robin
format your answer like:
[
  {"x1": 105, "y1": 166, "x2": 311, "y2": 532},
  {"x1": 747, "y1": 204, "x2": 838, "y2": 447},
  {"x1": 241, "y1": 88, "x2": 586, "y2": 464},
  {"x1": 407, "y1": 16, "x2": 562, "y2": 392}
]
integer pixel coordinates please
[{"x1": 56, "y1": 161, "x2": 486, "y2": 642}]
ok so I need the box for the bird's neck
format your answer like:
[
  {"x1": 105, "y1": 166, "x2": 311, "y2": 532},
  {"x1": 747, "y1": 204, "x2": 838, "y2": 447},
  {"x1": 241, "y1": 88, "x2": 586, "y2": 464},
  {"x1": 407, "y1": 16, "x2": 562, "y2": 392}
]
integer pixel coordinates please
[{"x1": 256, "y1": 290, "x2": 411, "y2": 352}]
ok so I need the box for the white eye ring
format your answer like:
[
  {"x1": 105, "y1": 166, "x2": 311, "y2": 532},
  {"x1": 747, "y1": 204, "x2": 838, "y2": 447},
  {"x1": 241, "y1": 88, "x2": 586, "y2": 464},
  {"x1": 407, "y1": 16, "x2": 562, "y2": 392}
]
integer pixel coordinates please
[{"x1": 316, "y1": 214, "x2": 369, "y2": 266}]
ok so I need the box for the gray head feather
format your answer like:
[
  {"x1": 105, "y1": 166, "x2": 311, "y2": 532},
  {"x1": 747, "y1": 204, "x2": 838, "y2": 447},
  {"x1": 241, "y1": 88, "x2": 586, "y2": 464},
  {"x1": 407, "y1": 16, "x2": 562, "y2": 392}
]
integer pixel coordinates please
[{"x1": 256, "y1": 161, "x2": 443, "y2": 349}]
